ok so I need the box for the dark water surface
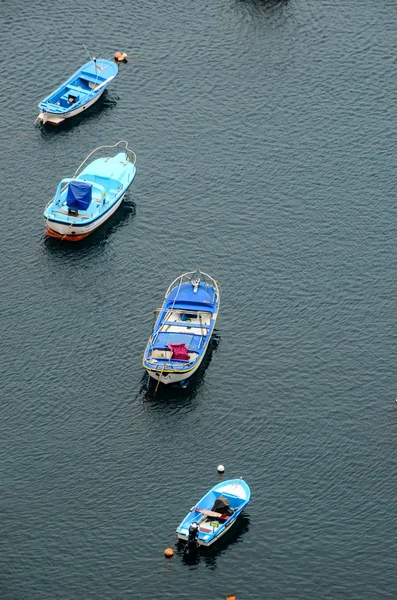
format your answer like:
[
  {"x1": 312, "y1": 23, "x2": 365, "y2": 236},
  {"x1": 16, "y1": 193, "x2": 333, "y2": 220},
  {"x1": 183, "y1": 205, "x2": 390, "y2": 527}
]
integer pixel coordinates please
[{"x1": 1, "y1": 0, "x2": 397, "y2": 598}]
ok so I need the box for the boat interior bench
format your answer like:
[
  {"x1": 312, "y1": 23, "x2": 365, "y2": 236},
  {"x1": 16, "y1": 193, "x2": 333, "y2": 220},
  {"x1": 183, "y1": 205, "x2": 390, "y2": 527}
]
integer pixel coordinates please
[
  {"x1": 162, "y1": 321, "x2": 208, "y2": 330},
  {"x1": 150, "y1": 348, "x2": 199, "y2": 362},
  {"x1": 80, "y1": 71, "x2": 105, "y2": 84},
  {"x1": 61, "y1": 91, "x2": 81, "y2": 104},
  {"x1": 195, "y1": 508, "x2": 228, "y2": 520},
  {"x1": 67, "y1": 84, "x2": 85, "y2": 93}
]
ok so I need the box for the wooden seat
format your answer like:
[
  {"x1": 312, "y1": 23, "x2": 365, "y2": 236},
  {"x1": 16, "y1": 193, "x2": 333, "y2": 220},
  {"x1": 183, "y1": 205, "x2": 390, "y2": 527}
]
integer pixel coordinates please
[
  {"x1": 66, "y1": 84, "x2": 84, "y2": 92},
  {"x1": 55, "y1": 209, "x2": 91, "y2": 219},
  {"x1": 163, "y1": 321, "x2": 208, "y2": 329},
  {"x1": 195, "y1": 508, "x2": 228, "y2": 520},
  {"x1": 80, "y1": 71, "x2": 105, "y2": 84}
]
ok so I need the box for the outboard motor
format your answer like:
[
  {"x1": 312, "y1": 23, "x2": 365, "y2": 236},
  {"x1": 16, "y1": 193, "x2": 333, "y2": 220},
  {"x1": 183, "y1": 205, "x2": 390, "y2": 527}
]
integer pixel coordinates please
[{"x1": 185, "y1": 522, "x2": 200, "y2": 552}]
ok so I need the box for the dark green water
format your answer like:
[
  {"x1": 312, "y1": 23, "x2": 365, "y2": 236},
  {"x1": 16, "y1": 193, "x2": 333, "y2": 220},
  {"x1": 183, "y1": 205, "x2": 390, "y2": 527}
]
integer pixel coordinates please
[{"x1": 1, "y1": 1, "x2": 397, "y2": 598}]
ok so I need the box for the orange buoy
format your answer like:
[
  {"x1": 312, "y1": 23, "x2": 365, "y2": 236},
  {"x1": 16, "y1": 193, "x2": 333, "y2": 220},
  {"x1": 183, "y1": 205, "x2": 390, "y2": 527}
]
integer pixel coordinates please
[
  {"x1": 114, "y1": 51, "x2": 128, "y2": 63},
  {"x1": 164, "y1": 547, "x2": 174, "y2": 558},
  {"x1": 226, "y1": 596, "x2": 236, "y2": 600}
]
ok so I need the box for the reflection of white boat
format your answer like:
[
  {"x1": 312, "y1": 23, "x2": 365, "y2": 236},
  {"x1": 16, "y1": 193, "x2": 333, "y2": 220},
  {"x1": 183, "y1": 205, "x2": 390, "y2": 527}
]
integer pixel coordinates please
[
  {"x1": 143, "y1": 270, "x2": 220, "y2": 386},
  {"x1": 43, "y1": 141, "x2": 136, "y2": 241},
  {"x1": 177, "y1": 479, "x2": 251, "y2": 548},
  {"x1": 37, "y1": 58, "x2": 118, "y2": 125}
]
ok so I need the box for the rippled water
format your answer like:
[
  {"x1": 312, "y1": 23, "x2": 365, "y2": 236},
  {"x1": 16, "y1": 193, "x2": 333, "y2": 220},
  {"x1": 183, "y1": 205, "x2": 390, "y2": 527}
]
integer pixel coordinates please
[{"x1": 1, "y1": 0, "x2": 397, "y2": 598}]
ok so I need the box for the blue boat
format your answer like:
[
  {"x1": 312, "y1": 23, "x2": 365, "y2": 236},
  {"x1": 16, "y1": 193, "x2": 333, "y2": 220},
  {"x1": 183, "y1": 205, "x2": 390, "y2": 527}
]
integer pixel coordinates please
[
  {"x1": 44, "y1": 141, "x2": 136, "y2": 241},
  {"x1": 176, "y1": 479, "x2": 251, "y2": 548},
  {"x1": 143, "y1": 270, "x2": 220, "y2": 386},
  {"x1": 37, "y1": 58, "x2": 118, "y2": 125}
]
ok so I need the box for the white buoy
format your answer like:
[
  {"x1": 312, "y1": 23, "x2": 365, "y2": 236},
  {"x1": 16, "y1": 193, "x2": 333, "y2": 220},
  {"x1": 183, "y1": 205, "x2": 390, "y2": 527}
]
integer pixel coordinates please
[{"x1": 217, "y1": 464, "x2": 225, "y2": 473}]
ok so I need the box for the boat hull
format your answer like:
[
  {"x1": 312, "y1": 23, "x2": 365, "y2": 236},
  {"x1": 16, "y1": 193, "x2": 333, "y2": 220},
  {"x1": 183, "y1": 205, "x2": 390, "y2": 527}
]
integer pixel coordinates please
[
  {"x1": 146, "y1": 350, "x2": 205, "y2": 386},
  {"x1": 37, "y1": 89, "x2": 105, "y2": 125},
  {"x1": 45, "y1": 193, "x2": 125, "y2": 241},
  {"x1": 143, "y1": 271, "x2": 220, "y2": 386},
  {"x1": 176, "y1": 479, "x2": 250, "y2": 549}
]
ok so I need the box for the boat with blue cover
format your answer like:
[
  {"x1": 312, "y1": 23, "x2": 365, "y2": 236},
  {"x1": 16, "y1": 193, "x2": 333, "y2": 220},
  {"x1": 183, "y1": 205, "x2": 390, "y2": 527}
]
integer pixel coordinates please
[
  {"x1": 177, "y1": 479, "x2": 251, "y2": 549},
  {"x1": 143, "y1": 270, "x2": 220, "y2": 386},
  {"x1": 37, "y1": 58, "x2": 118, "y2": 125},
  {"x1": 44, "y1": 141, "x2": 136, "y2": 241}
]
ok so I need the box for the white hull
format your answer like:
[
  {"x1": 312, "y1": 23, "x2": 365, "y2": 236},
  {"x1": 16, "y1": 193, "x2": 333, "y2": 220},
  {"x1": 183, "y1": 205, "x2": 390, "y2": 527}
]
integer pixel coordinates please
[
  {"x1": 147, "y1": 350, "x2": 205, "y2": 386},
  {"x1": 38, "y1": 89, "x2": 105, "y2": 125},
  {"x1": 46, "y1": 193, "x2": 124, "y2": 237}
]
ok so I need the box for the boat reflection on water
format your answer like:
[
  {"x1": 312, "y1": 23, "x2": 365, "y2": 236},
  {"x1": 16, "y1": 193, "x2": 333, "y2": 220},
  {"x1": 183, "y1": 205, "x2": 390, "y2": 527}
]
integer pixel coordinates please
[
  {"x1": 235, "y1": 0, "x2": 290, "y2": 15},
  {"x1": 42, "y1": 197, "x2": 136, "y2": 254},
  {"x1": 237, "y1": 0, "x2": 290, "y2": 6},
  {"x1": 176, "y1": 513, "x2": 251, "y2": 569},
  {"x1": 140, "y1": 331, "x2": 221, "y2": 405}
]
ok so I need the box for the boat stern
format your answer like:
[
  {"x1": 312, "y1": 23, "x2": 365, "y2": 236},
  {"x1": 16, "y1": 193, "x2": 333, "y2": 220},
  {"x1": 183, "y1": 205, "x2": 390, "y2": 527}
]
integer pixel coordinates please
[
  {"x1": 45, "y1": 224, "x2": 91, "y2": 241},
  {"x1": 143, "y1": 351, "x2": 203, "y2": 386},
  {"x1": 37, "y1": 111, "x2": 66, "y2": 125}
]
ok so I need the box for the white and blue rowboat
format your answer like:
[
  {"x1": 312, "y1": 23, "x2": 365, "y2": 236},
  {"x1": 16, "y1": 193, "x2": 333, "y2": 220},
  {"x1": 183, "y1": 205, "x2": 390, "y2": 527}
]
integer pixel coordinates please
[
  {"x1": 143, "y1": 270, "x2": 220, "y2": 386},
  {"x1": 37, "y1": 58, "x2": 118, "y2": 125},
  {"x1": 44, "y1": 141, "x2": 136, "y2": 241},
  {"x1": 177, "y1": 479, "x2": 251, "y2": 548}
]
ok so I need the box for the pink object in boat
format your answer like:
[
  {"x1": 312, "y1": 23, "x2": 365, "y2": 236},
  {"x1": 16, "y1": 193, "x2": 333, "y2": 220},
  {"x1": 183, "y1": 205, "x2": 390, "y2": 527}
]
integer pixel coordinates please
[{"x1": 167, "y1": 343, "x2": 190, "y2": 360}]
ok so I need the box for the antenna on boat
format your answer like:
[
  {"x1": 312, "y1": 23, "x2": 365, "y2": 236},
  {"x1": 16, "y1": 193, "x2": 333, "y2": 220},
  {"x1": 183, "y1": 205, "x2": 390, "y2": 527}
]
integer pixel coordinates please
[{"x1": 83, "y1": 44, "x2": 95, "y2": 63}]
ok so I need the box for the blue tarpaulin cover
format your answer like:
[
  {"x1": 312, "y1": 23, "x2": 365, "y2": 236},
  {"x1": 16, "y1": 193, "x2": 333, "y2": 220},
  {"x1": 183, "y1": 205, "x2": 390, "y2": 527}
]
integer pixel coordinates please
[{"x1": 66, "y1": 181, "x2": 92, "y2": 210}]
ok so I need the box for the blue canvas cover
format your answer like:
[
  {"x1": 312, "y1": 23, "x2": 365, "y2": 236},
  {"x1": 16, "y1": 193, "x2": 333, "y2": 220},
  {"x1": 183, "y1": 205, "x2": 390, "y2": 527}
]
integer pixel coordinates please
[{"x1": 66, "y1": 181, "x2": 92, "y2": 211}]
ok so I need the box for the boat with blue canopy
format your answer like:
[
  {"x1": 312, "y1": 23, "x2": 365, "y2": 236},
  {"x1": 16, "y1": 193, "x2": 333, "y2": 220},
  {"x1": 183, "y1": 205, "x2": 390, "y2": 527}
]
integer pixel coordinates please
[
  {"x1": 37, "y1": 58, "x2": 118, "y2": 125},
  {"x1": 177, "y1": 479, "x2": 251, "y2": 549},
  {"x1": 143, "y1": 270, "x2": 220, "y2": 386},
  {"x1": 44, "y1": 141, "x2": 136, "y2": 241}
]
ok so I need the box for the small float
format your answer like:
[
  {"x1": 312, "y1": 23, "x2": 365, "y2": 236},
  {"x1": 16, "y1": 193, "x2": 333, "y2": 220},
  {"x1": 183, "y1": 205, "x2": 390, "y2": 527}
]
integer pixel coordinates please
[
  {"x1": 44, "y1": 141, "x2": 136, "y2": 241},
  {"x1": 143, "y1": 270, "x2": 220, "y2": 386},
  {"x1": 37, "y1": 58, "x2": 118, "y2": 125},
  {"x1": 176, "y1": 479, "x2": 251, "y2": 549}
]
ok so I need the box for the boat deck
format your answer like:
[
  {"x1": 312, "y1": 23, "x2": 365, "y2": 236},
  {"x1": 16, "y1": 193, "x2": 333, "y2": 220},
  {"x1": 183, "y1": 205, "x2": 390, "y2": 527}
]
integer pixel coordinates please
[
  {"x1": 145, "y1": 309, "x2": 212, "y2": 367},
  {"x1": 159, "y1": 309, "x2": 211, "y2": 335}
]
